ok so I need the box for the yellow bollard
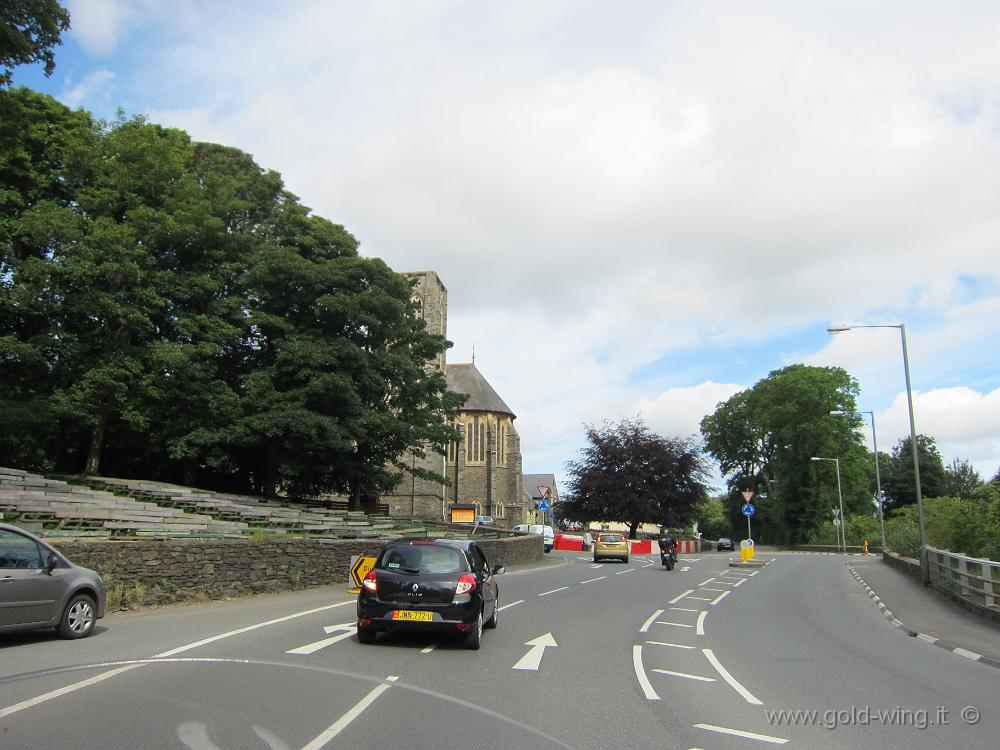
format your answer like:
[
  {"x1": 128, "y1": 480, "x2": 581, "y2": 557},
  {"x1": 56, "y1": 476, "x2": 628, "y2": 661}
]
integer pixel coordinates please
[{"x1": 863, "y1": 539, "x2": 869, "y2": 555}]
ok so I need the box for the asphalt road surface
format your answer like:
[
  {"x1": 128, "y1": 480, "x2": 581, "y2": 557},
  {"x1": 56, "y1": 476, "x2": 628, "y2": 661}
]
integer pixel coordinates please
[{"x1": 2, "y1": 550, "x2": 997, "y2": 749}]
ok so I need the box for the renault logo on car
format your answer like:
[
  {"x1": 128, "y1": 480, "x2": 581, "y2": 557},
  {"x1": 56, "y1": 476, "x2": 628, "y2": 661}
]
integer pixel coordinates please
[{"x1": 411, "y1": 583, "x2": 419, "y2": 592}]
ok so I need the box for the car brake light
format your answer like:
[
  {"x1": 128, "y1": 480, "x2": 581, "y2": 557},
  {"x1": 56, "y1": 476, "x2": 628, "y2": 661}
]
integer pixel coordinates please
[
  {"x1": 455, "y1": 573, "x2": 477, "y2": 596},
  {"x1": 362, "y1": 570, "x2": 377, "y2": 593}
]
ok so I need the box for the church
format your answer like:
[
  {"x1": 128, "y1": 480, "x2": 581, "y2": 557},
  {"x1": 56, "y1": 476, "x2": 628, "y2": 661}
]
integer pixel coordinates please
[{"x1": 382, "y1": 271, "x2": 537, "y2": 525}]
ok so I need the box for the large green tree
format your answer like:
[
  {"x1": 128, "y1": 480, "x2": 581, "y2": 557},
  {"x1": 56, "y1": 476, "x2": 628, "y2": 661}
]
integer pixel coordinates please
[
  {"x1": 0, "y1": 87, "x2": 459, "y2": 502},
  {"x1": 1, "y1": 0, "x2": 70, "y2": 86},
  {"x1": 943, "y1": 458, "x2": 982, "y2": 500},
  {"x1": 561, "y1": 417, "x2": 709, "y2": 538},
  {"x1": 701, "y1": 364, "x2": 870, "y2": 544},
  {"x1": 882, "y1": 435, "x2": 947, "y2": 508}
]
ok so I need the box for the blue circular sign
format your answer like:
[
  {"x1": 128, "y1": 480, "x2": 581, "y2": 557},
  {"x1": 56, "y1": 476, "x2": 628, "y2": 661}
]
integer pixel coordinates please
[
  {"x1": 538, "y1": 500, "x2": 550, "y2": 511},
  {"x1": 742, "y1": 503, "x2": 756, "y2": 517}
]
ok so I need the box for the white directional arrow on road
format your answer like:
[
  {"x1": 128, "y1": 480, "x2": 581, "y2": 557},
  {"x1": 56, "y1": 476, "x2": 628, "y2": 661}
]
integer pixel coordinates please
[
  {"x1": 512, "y1": 633, "x2": 558, "y2": 671},
  {"x1": 680, "y1": 566, "x2": 691, "y2": 572},
  {"x1": 286, "y1": 623, "x2": 357, "y2": 655}
]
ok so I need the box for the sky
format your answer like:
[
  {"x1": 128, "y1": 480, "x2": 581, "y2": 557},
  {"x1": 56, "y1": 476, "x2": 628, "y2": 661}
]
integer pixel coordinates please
[{"x1": 13, "y1": 0, "x2": 1000, "y2": 491}]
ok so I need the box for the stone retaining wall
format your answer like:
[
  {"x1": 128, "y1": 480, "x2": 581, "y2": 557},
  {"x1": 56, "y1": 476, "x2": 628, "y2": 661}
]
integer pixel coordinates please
[
  {"x1": 50, "y1": 534, "x2": 541, "y2": 607},
  {"x1": 882, "y1": 550, "x2": 923, "y2": 582}
]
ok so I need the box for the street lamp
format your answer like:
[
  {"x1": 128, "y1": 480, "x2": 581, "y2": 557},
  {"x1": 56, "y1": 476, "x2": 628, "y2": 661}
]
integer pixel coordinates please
[
  {"x1": 811, "y1": 457, "x2": 845, "y2": 552},
  {"x1": 830, "y1": 409, "x2": 886, "y2": 551},
  {"x1": 827, "y1": 323, "x2": 926, "y2": 551}
]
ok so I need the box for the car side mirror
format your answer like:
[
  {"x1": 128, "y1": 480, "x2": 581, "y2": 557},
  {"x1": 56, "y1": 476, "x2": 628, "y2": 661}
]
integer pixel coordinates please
[
  {"x1": 491, "y1": 564, "x2": 505, "y2": 576},
  {"x1": 45, "y1": 553, "x2": 58, "y2": 574}
]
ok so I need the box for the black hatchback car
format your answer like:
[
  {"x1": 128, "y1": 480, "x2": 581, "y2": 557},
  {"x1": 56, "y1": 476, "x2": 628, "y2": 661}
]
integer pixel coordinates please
[{"x1": 357, "y1": 539, "x2": 503, "y2": 649}]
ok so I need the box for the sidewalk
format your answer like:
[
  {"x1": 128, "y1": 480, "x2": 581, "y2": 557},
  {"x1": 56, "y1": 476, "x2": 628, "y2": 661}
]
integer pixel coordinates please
[{"x1": 849, "y1": 556, "x2": 1000, "y2": 664}]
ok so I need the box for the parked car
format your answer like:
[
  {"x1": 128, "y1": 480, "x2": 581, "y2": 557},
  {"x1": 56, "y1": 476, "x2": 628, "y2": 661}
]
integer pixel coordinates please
[
  {"x1": 717, "y1": 537, "x2": 735, "y2": 551},
  {"x1": 593, "y1": 532, "x2": 629, "y2": 563},
  {"x1": 0, "y1": 523, "x2": 107, "y2": 639},
  {"x1": 475, "y1": 515, "x2": 495, "y2": 526},
  {"x1": 512, "y1": 524, "x2": 555, "y2": 552},
  {"x1": 356, "y1": 539, "x2": 503, "y2": 649}
]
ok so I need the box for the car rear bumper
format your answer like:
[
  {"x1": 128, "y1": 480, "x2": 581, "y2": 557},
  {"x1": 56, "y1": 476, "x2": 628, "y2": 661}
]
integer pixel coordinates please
[{"x1": 357, "y1": 600, "x2": 481, "y2": 632}]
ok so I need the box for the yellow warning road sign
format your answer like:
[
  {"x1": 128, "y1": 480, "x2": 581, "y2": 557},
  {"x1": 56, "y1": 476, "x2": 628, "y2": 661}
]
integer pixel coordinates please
[{"x1": 350, "y1": 555, "x2": 376, "y2": 589}]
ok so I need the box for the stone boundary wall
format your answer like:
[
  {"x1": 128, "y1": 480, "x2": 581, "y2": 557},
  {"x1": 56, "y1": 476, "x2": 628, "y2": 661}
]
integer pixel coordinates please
[
  {"x1": 50, "y1": 534, "x2": 542, "y2": 607},
  {"x1": 882, "y1": 550, "x2": 923, "y2": 582}
]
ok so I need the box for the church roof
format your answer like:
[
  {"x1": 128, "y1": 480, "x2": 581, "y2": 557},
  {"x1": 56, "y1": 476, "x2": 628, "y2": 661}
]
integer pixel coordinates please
[{"x1": 447, "y1": 363, "x2": 515, "y2": 418}]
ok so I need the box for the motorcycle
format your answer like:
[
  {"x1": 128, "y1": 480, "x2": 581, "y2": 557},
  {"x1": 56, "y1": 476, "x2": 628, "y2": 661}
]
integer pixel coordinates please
[{"x1": 660, "y1": 546, "x2": 677, "y2": 570}]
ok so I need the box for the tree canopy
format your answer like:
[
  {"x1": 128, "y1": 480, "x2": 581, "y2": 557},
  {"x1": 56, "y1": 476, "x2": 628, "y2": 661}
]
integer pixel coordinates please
[
  {"x1": 561, "y1": 416, "x2": 709, "y2": 538},
  {"x1": 1, "y1": 0, "x2": 70, "y2": 86},
  {"x1": 0, "y1": 87, "x2": 461, "y2": 504},
  {"x1": 700, "y1": 364, "x2": 871, "y2": 544},
  {"x1": 882, "y1": 434, "x2": 947, "y2": 509}
]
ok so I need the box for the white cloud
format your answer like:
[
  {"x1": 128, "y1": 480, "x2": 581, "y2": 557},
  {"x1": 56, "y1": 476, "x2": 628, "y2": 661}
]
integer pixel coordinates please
[
  {"x1": 51, "y1": 1, "x2": 1000, "y2": 485},
  {"x1": 877, "y1": 387, "x2": 1000, "y2": 478},
  {"x1": 66, "y1": 0, "x2": 136, "y2": 55},
  {"x1": 59, "y1": 69, "x2": 115, "y2": 109}
]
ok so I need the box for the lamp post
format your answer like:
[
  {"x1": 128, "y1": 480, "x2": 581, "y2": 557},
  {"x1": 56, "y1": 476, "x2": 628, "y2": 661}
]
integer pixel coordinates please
[
  {"x1": 831, "y1": 409, "x2": 886, "y2": 551},
  {"x1": 827, "y1": 323, "x2": 926, "y2": 551},
  {"x1": 812, "y1": 457, "x2": 845, "y2": 552}
]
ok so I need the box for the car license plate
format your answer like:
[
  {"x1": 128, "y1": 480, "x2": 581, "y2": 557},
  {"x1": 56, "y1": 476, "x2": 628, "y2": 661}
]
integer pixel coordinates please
[{"x1": 392, "y1": 610, "x2": 433, "y2": 622}]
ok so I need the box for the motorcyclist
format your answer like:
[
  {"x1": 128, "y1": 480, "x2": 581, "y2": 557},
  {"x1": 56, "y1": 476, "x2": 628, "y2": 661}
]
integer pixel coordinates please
[{"x1": 657, "y1": 529, "x2": 678, "y2": 564}]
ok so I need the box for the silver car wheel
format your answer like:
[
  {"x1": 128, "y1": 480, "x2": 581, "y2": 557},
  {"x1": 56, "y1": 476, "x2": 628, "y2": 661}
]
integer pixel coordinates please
[{"x1": 67, "y1": 599, "x2": 94, "y2": 634}]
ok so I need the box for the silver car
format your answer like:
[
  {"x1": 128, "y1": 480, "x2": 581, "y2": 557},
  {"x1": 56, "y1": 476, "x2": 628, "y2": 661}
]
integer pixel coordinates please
[{"x1": 0, "y1": 523, "x2": 107, "y2": 639}]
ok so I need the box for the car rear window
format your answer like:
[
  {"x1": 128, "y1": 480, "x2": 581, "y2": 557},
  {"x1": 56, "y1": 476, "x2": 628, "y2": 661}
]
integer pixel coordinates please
[
  {"x1": 377, "y1": 545, "x2": 469, "y2": 574},
  {"x1": 598, "y1": 534, "x2": 624, "y2": 542}
]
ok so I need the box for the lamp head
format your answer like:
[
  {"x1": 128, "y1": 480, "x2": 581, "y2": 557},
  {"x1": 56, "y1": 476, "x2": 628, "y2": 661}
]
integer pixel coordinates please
[
  {"x1": 829, "y1": 410, "x2": 844, "y2": 416},
  {"x1": 827, "y1": 325, "x2": 852, "y2": 333}
]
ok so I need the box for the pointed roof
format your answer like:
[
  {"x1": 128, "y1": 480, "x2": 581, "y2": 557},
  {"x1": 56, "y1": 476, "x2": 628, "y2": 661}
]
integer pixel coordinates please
[
  {"x1": 447, "y1": 363, "x2": 515, "y2": 418},
  {"x1": 523, "y1": 474, "x2": 557, "y2": 499}
]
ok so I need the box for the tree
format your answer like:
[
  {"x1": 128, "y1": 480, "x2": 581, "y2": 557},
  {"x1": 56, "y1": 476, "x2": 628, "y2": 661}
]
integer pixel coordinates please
[
  {"x1": 695, "y1": 495, "x2": 730, "y2": 540},
  {"x1": 561, "y1": 417, "x2": 709, "y2": 538},
  {"x1": 1, "y1": 0, "x2": 70, "y2": 86},
  {"x1": 701, "y1": 364, "x2": 870, "y2": 544},
  {"x1": 882, "y1": 435, "x2": 947, "y2": 509},
  {"x1": 943, "y1": 458, "x2": 982, "y2": 500}
]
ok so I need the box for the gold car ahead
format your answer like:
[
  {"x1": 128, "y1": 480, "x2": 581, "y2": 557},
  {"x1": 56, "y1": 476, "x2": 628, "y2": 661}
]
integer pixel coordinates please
[{"x1": 593, "y1": 533, "x2": 629, "y2": 563}]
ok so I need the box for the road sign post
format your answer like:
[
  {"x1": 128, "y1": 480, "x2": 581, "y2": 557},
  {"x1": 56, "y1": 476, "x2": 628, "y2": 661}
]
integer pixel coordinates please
[{"x1": 741, "y1": 499, "x2": 756, "y2": 543}]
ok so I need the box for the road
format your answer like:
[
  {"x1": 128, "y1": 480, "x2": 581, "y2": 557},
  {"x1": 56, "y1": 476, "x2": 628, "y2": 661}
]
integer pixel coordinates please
[{"x1": 1, "y1": 550, "x2": 997, "y2": 749}]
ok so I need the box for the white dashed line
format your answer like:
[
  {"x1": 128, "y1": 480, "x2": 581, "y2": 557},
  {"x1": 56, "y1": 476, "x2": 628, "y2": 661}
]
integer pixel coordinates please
[
  {"x1": 693, "y1": 723, "x2": 788, "y2": 744},
  {"x1": 703, "y1": 648, "x2": 763, "y2": 705},
  {"x1": 640, "y1": 609, "x2": 665, "y2": 633},
  {"x1": 710, "y1": 591, "x2": 731, "y2": 605},
  {"x1": 670, "y1": 607, "x2": 699, "y2": 613},
  {"x1": 698, "y1": 578, "x2": 716, "y2": 586},
  {"x1": 645, "y1": 641, "x2": 696, "y2": 649},
  {"x1": 654, "y1": 621, "x2": 694, "y2": 628},
  {"x1": 420, "y1": 641, "x2": 441, "y2": 654},
  {"x1": 497, "y1": 599, "x2": 524, "y2": 612},
  {"x1": 632, "y1": 646, "x2": 660, "y2": 700},
  {"x1": 580, "y1": 576, "x2": 607, "y2": 584},
  {"x1": 301, "y1": 676, "x2": 399, "y2": 750},
  {"x1": 538, "y1": 587, "x2": 570, "y2": 597},
  {"x1": 668, "y1": 589, "x2": 694, "y2": 604},
  {"x1": 651, "y1": 668, "x2": 716, "y2": 682},
  {"x1": 616, "y1": 568, "x2": 635, "y2": 575},
  {"x1": 696, "y1": 611, "x2": 708, "y2": 636}
]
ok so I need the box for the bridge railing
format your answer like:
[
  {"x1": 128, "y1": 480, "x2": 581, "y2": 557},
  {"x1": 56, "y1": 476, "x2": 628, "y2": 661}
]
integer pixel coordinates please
[{"x1": 921, "y1": 546, "x2": 998, "y2": 609}]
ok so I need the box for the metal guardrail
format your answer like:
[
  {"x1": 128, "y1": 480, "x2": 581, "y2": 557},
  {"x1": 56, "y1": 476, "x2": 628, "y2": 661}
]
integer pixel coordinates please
[{"x1": 922, "y1": 546, "x2": 998, "y2": 609}]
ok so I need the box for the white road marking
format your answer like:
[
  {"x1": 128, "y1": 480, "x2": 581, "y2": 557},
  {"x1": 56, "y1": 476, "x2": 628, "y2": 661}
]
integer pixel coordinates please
[
  {"x1": 513, "y1": 632, "x2": 558, "y2": 671},
  {"x1": 680, "y1": 566, "x2": 691, "y2": 572},
  {"x1": 645, "y1": 641, "x2": 696, "y2": 649},
  {"x1": 651, "y1": 668, "x2": 716, "y2": 682},
  {"x1": 580, "y1": 576, "x2": 607, "y2": 583},
  {"x1": 668, "y1": 589, "x2": 694, "y2": 604},
  {"x1": 0, "y1": 599, "x2": 356, "y2": 719},
  {"x1": 686, "y1": 596, "x2": 713, "y2": 601},
  {"x1": 693, "y1": 723, "x2": 788, "y2": 744},
  {"x1": 616, "y1": 568, "x2": 635, "y2": 575},
  {"x1": 155, "y1": 600, "x2": 354, "y2": 658},
  {"x1": 700, "y1": 587, "x2": 727, "y2": 592},
  {"x1": 632, "y1": 645, "x2": 660, "y2": 700},
  {"x1": 703, "y1": 648, "x2": 763, "y2": 705},
  {"x1": 538, "y1": 586, "x2": 570, "y2": 597},
  {"x1": 733, "y1": 579, "x2": 747, "y2": 588},
  {"x1": 301, "y1": 676, "x2": 398, "y2": 750},
  {"x1": 419, "y1": 640, "x2": 441, "y2": 654},
  {"x1": 696, "y1": 611, "x2": 708, "y2": 636},
  {"x1": 639, "y1": 609, "x2": 665, "y2": 633},
  {"x1": 497, "y1": 599, "x2": 524, "y2": 611},
  {"x1": 0, "y1": 665, "x2": 142, "y2": 720},
  {"x1": 670, "y1": 607, "x2": 699, "y2": 613},
  {"x1": 286, "y1": 624, "x2": 358, "y2": 655},
  {"x1": 655, "y1": 621, "x2": 694, "y2": 628},
  {"x1": 710, "y1": 591, "x2": 731, "y2": 605},
  {"x1": 749, "y1": 571, "x2": 760, "y2": 576}
]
